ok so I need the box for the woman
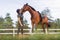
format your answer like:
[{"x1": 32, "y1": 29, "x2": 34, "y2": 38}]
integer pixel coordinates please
[{"x1": 16, "y1": 9, "x2": 23, "y2": 34}]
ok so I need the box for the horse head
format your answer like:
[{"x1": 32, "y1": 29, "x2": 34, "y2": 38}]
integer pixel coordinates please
[{"x1": 20, "y1": 3, "x2": 30, "y2": 13}]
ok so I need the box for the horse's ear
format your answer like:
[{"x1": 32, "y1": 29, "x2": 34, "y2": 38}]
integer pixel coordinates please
[{"x1": 26, "y1": 3, "x2": 28, "y2": 5}]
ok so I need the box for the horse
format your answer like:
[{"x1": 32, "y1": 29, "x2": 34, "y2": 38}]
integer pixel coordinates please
[{"x1": 17, "y1": 3, "x2": 50, "y2": 33}]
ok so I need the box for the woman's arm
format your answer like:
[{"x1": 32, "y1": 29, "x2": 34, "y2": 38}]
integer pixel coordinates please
[{"x1": 18, "y1": 17, "x2": 23, "y2": 26}]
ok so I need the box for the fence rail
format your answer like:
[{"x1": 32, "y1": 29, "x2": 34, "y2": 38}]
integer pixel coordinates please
[{"x1": 0, "y1": 29, "x2": 60, "y2": 36}]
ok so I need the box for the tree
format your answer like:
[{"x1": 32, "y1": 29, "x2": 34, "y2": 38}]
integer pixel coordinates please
[
  {"x1": 0, "y1": 17, "x2": 4, "y2": 24},
  {"x1": 4, "y1": 13, "x2": 13, "y2": 28},
  {"x1": 55, "y1": 18, "x2": 60, "y2": 28},
  {"x1": 41, "y1": 7, "x2": 50, "y2": 14},
  {"x1": 23, "y1": 19, "x2": 28, "y2": 26},
  {"x1": 41, "y1": 7, "x2": 53, "y2": 22},
  {"x1": 41, "y1": 7, "x2": 52, "y2": 18},
  {"x1": 0, "y1": 17, "x2": 4, "y2": 28}
]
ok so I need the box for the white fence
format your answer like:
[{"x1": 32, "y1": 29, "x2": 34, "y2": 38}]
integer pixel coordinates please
[{"x1": 0, "y1": 29, "x2": 60, "y2": 36}]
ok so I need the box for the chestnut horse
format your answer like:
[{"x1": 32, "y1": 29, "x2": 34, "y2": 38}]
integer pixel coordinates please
[{"x1": 17, "y1": 3, "x2": 50, "y2": 34}]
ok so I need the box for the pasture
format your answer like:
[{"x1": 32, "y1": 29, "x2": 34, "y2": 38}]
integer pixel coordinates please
[{"x1": 0, "y1": 34, "x2": 60, "y2": 40}]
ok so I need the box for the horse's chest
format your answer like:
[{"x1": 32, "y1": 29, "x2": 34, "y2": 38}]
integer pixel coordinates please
[{"x1": 31, "y1": 12, "x2": 40, "y2": 23}]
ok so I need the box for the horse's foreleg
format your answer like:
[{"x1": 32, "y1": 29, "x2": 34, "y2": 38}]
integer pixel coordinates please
[
  {"x1": 34, "y1": 23, "x2": 38, "y2": 32},
  {"x1": 32, "y1": 23, "x2": 34, "y2": 33},
  {"x1": 32, "y1": 26, "x2": 34, "y2": 33}
]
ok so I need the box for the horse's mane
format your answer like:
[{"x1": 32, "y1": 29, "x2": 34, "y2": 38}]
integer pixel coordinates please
[
  {"x1": 37, "y1": 11, "x2": 42, "y2": 22},
  {"x1": 27, "y1": 5, "x2": 42, "y2": 22},
  {"x1": 28, "y1": 5, "x2": 36, "y2": 11}
]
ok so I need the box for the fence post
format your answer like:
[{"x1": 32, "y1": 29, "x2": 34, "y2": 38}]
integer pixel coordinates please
[
  {"x1": 13, "y1": 23, "x2": 16, "y2": 37},
  {"x1": 45, "y1": 28, "x2": 48, "y2": 34},
  {"x1": 13, "y1": 29, "x2": 15, "y2": 37},
  {"x1": 29, "y1": 29, "x2": 32, "y2": 34}
]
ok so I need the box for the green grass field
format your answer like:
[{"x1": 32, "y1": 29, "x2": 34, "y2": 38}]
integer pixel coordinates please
[{"x1": 0, "y1": 34, "x2": 60, "y2": 40}]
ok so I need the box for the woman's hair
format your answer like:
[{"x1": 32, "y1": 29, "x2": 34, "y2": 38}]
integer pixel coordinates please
[{"x1": 16, "y1": 9, "x2": 20, "y2": 13}]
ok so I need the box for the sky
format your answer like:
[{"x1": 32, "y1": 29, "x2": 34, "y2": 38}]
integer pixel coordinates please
[{"x1": 0, "y1": 0, "x2": 60, "y2": 27}]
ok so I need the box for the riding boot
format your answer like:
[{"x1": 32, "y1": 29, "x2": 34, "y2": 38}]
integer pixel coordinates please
[
  {"x1": 17, "y1": 26, "x2": 20, "y2": 35},
  {"x1": 21, "y1": 26, "x2": 23, "y2": 34}
]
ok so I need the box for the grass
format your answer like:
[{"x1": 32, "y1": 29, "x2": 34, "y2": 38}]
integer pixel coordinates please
[
  {"x1": 0, "y1": 34, "x2": 60, "y2": 40},
  {"x1": 29, "y1": 34, "x2": 60, "y2": 40}
]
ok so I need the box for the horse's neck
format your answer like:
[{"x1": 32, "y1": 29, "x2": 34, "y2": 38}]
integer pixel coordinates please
[{"x1": 28, "y1": 7, "x2": 35, "y2": 17}]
